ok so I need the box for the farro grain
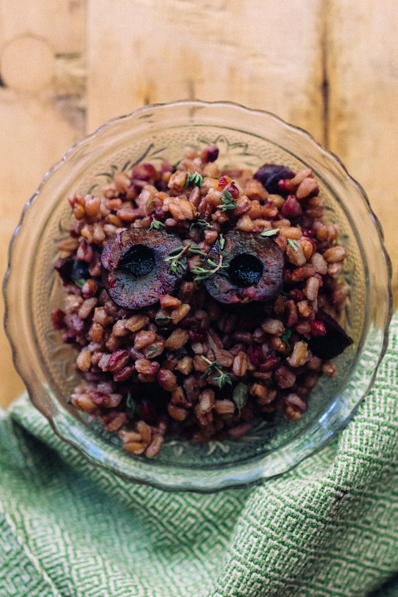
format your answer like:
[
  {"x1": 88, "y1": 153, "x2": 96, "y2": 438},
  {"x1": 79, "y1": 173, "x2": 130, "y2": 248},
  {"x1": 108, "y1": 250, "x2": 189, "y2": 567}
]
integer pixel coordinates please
[{"x1": 54, "y1": 146, "x2": 351, "y2": 457}]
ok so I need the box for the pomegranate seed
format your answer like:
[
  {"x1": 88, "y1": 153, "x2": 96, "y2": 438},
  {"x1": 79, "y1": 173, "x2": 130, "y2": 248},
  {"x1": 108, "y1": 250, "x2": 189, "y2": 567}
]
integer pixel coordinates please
[
  {"x1": 289, "y1": 289, "x2": 304, "y2": 301},
  {"x1": 278, "y1": 179, "x2": 287, "y2": 191},
  {"x1": 202, "y1": 145, "x2": 219, "y2": 163},
  {"x1": 161, "y1": 161, "x2": 173, "y2": 173},
  {"x1": 225, "y1": 182, "x2": 239, "y2": 199},
  {"x1": 281, "y1": 195, "x2": 302, "y2": 217},
  {"x1": 311, "y1": 321, "x2": 327, "y2": 336},
  {"x1": 180, "y1": 316, "x2": 196, "y2": 329},
  {"x1": 188, "y1": 329, "x2": 207, "y2": 343},
  {"x1": 284, "y1": 270, "x2": 293, "y2": 284},
  {"x1": 52, "y1": 308, "x2": 66, "y2": 330},
  {"x1": 260, "y1": 356, "x2": 281, "y2": 371},
  {"x1": 301, "y1": 215, "x2": 313, "y2": 229},
  {"x1": 108, "y1": 349, "x2": 130, "y2": 372},
  {"x1": 302, "y1": 229, "x2": 318, "y2": 250},
  {"x1": 91, "y1": 391, "x2": 107, "y2": 405},
  {"x1": 248, "y1": 344, "x2": 263, "y2": 367},
  {"x1": 138, "y1": 398, "x2": 157, "y2": 423},
  {"x1": 132, "y1": 163, "x2": 157, "y2": 182}
]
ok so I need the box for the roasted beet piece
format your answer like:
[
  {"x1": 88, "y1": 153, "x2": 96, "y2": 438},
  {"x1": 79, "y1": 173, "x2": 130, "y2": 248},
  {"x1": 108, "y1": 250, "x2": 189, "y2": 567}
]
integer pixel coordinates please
[
  {"x1": 204, "y1": 231, "x2": 283, "y2": 304},
  {"x1": 254, "y1": 164, "x2": 295, "y2": 194},
  {"x1": 54, "y1": 257, "x2": 90, "y2": 285},
  {"x1": 101, "y1": 228, "x2": 186, "y2": 309},
  {"x1": 309, "y1": 309, "x2": 353, "y2": 359}
]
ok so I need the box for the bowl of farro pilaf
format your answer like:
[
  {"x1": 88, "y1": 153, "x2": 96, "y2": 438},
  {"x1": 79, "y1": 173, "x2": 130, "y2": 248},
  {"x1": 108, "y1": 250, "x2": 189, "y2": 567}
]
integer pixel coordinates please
[{"x1": 4, "y1": 101, "x2": 391, "y2": 491}]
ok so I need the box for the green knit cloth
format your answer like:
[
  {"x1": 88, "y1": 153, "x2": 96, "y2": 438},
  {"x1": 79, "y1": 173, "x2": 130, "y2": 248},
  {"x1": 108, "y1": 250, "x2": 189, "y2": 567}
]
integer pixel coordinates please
[{"x1": 1, "y1": 316, "x2": 397, "y2": 597}]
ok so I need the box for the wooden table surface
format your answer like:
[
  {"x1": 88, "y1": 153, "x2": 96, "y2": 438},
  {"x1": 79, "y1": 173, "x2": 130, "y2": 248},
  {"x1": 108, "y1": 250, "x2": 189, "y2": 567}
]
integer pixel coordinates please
[{"x1": 0, "y1": 1, "x2": 396, "y2": 407}]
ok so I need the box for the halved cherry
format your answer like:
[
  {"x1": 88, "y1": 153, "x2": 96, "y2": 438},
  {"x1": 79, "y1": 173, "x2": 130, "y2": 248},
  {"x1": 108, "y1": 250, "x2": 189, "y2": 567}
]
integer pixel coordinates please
[
  {"x1": 203, "y1": 231, "x2": 284, "y2": 304},
  {"x1": 101, "y1": 228, "x2": 187, "y2": 309}
]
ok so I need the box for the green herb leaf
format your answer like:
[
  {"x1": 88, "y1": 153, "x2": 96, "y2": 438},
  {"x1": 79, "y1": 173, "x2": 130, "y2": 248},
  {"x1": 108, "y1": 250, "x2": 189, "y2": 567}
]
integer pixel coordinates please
[
  {"x1": 190, "y1": 218, "x2": 212, "y2": 230},
  {"x1": 165, "y1": 245, "x2": 189, "y2": 275},
  {"x1": 200, "y1": 355, "x2": 218, "y2": 378},
  {"x1": 188, "y1": 245, "x2": 207, "y2": 257},
  {"x1": 261, "y1": 228, "x2": 280, "y2": 238},
  {"x1": 281, "y1": 327, "x2": 292, "y2": 348},
  {"x1": 126, "y1": 392, "x2": 136, "y2": 417},
  {"x1": 170, "y1": 261, "x2": 187, "y2": 276},
  {"x1": 214, "y1": 371, "x2": 233, "y2": 389},
  {"x1": 146, "y1": 345, "x2": 160, "y2": 357},
  {"x1": 172, "y1": 159, "x2": 181, "y2": 171},
  {"x1": 184, "y1": 172, "x2": 204, "y2": 188},
  {"x1": 167, "y1": 245, "x2": 185, "y2": 256},
  {"x1": 155, "y1": 312, "x2": 171, "y2": 326},
  {"x1": 149, "y1": 219, "x2": 165, "y2": 230},
  {"x1": 219, "y1": 233, "x2": 225, "y2": 250},
  {"x1": 287, "y1": 239, "x2": 300, "y2": 251},
  {"x1": 147, "y1": 199, "x2": 157, "y2": 208},
  {"x1": 74, "y1": 278, "x2": 86, "y2": 289},
  {"x1": 200, "y1": 355, "x2": 232, "y2": 389},
  {"x1": 220, "y1": 189, "x2": 237, "y2": 211},
  {"x1": 192, "y1": 254, "x2": 227, "y2": 281},
  {"x1": 232, "y1": 382, "x2": 248, "y2": 413}
]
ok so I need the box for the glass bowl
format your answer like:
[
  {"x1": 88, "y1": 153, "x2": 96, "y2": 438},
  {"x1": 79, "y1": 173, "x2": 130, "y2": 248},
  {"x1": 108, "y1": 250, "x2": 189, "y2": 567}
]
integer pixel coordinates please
[{"x1": 3, "y1": 100, "x2": 392, "y2": 492}]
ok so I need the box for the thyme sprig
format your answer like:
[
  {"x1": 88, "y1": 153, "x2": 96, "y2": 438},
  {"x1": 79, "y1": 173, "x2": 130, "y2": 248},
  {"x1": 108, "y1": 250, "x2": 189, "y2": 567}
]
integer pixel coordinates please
[
  {"x1": 184, "y1": 172, "x2": 204, "y2": 188},
  {"x1": 165, "y1": 245, "x2": 189, "y2": 275},
  {"x1": 281, "y1": 327, "x2": 292, "y2": 348},
  {"x1": 126, "y1": 392, "x2": 136, "y2": 417},
  {"x1": 188, "y1": 245, "x2": 208, "y2": 258},
  {"x1": 287, "y1": 239, "x2": 300, "y2": 251},
  {"x1": 200, "y1": 355, "x2": 232, "y2": 389},
  {"x1": 232, "y1": 382, "x2": 248, "y2": 413},
  {"x1": 146, "y1": 345, "x2": 160, "y2": 357},
  {"x1": 189, "y1": 218, "x2": 212, "y2": 230},
  {"x1": 261, "y1": 228, "x2": 279, "y2": 238},
  {"x1": 191, "y1": 254, "x2": 227, "y2": 281},
  {"x1": 220, "y1": 189, "x2": 237, "y2": 211},
  {"x1": 149, "y1": 219, "x2": 165, "y2": 230}
]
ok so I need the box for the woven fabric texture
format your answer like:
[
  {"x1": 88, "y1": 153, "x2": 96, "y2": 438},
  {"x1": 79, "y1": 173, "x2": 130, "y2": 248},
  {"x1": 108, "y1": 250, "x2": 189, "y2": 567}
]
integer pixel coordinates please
[{"x1": 0, "y1": 315, "x2": 397, "y2": 597}]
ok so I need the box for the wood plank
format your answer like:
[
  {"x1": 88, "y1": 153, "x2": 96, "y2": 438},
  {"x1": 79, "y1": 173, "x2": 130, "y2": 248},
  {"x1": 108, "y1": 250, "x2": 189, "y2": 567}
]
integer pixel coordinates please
[
  {"x1": 0, "y1": 92, "x2": 81, "y2": 408},
  {"x1": 87, "y1": 0, "x2": 325, "y2": 141},
  {"x1": 327, "y1": 0, "x2": 398, "y2": 300},
  {"x1": 0, "y1": 0, "x2": 86, "y2": 54},
  {"x1": 2, "y1": 0, "x2": 397, "y2": 412},
  {"x1": 0, "y1": 1, "x2": 86, "y2": 408}
]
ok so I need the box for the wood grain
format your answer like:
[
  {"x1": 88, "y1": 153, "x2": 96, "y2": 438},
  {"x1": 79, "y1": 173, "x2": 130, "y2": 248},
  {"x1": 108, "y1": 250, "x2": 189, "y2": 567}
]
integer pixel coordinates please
[
  {"x1": 0, "y1": 1, "x2": 86, "y2": 408},
  {"x1": 0, "y1": 0, "x2": 85, "y2": 54},
  {"x1": 87, "y1": 0, "x2": 325, "y2": 140},
  {"x1": 0, "y1": 0, "x2": 396, "y2": 408},
  {"x1": 327, "y1": 0, "x2": 398, "y2": 298}
]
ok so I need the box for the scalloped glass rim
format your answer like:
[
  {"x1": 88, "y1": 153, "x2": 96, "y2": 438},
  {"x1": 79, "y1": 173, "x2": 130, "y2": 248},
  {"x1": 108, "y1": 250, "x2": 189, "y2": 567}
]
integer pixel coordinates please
[{"x1": 3, "y1": 100, "x2": 392, "y2": 492}]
